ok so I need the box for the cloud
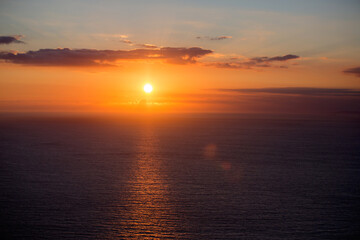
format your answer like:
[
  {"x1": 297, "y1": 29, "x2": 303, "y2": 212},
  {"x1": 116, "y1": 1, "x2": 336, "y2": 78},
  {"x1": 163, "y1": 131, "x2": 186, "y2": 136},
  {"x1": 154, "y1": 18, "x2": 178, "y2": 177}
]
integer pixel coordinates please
[
  {"x1": 94, "y1": 33, "x2": 129, "y2": 39},
  {"x1": 211, "y1": 36, "x2": 232, "y2": 40},
  {"x1": 208, "y1": 62, "x2": 250, "y2": 69},
  {"x1": 119, "y1": 36, "x2": 159, "y2": 49},
  {"x1": 0, "y1": 47, "x2": 213, "y2": 66},
  {"x1": 119, "y1": 39, "x2": 133, "y2": 44},
  {"x1": 343, "y1": 67, "x2": 360, "y2": 77},
  {"x1": 0, "y1": 35, "x2": 24, "y2": 44},
  {"x1": 207, "y1": 54, "x2": 299, "y2": 69},
  {"x1": 215, "y1": 87, "x2": 360, "y2": 96},
  {"x1": 137, "y1": 43, "x2": 158, "y2": 49},
  {"x1": 146, "y1": 89, "x2": 360, "y2": 114},
  {"x1": 197, "y1": 36, "x2": 232, "y2": 41},
  {"x1": 251, "y1": 54, "x2": 299, "y2": 63}
]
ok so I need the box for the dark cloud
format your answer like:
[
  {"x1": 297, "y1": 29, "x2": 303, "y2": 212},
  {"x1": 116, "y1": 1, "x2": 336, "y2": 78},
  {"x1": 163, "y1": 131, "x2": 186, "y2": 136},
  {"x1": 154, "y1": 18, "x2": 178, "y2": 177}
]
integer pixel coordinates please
[
  {"x1": 210, "y1": 36, "x2": 232, "y2": 41},
  {"x1": 251, "y1": 54, "x2": 299, "y2": 63},
  {"x1": 208, "y1": 54, "x2": 299, "y2": 69},
  {"x1": 343, "y1": 67, "x2": 360, "y2": 77},
  {"x1": 197, "y1": 36, "x2": 232, "y2": 41},
  {"x1": 0, "y1": 47, "x2": 213, "y2": 66},
  {"x1": 216, "y1": 87, "x2": 360, "y2": 97},
  {"x1": 0, "y1": 35, "x2": 24, "y2": 44}
]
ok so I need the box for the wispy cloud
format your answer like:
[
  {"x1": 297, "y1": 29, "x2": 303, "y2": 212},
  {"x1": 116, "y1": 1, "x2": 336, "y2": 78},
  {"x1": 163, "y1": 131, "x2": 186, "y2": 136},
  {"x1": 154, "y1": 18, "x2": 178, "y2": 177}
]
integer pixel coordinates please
[
  {"x1": 0, "y1": 47, "x2": 213, "y2": 66},
  {"x1": 207, "y1": 54, "x2": 299, "y2": 69},
  {"x1": 119, "y1": 36, "x2": 159, "y2": 49},
  {"x1": 119, "y1": 39, "x2": 133, "y2": 44},
  {"x1": 196, "y1": 36, "x2": 232, "y2": 41},
  {"x1": 137, "y1": 43, "x2": 158, "y2": 49},
  {"x1": 251, "y1": 54, "x2": 299, "y2": 63},
  {"x1": 0, "y1": 35, "x2": 25, "y2": 45},
  {"x1": 215, "y1": 87, "x2": 360, "y2": 96},
  {"x1": 343, "y1": 67, "x2": 360, "y2": 77},
  {"x1": 147, "y1": 88, "x2": 360, "y2": 114}
]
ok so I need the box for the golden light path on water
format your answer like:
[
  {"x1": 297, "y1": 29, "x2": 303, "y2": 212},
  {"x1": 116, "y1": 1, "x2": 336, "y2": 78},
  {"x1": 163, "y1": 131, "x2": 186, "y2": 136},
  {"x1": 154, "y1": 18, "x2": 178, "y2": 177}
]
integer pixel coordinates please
[{"x1": 120, "y1": 122, "x2": 180, "y2": 238}]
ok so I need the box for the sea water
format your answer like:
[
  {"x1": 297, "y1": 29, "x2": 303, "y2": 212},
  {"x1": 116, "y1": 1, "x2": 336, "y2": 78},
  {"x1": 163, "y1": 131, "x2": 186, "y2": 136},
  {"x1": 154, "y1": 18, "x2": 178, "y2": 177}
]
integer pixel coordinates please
[{"x1": 1, "y1": 114, "x2": 359, "y2": 239}]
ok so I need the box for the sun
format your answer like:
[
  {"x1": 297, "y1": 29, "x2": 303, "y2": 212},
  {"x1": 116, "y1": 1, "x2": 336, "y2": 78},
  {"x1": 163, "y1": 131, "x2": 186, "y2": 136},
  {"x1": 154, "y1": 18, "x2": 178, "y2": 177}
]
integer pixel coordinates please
[{"x1": 144, "y1": 83, "x2": 153, "y2": 93}]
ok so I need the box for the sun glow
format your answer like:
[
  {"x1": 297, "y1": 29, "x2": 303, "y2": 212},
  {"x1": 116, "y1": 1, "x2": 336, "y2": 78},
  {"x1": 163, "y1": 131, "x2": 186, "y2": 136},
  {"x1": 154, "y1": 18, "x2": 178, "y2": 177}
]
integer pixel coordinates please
[{"x1": 144, "y1": 83, "x2": 153, "y2": 93}]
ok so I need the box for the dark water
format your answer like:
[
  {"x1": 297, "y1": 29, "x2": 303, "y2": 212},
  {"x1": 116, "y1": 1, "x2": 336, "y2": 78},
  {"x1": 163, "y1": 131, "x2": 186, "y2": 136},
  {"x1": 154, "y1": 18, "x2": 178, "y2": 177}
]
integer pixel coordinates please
[{"x1": 1, "y1": 114, "x2": 359, "y2": 239}]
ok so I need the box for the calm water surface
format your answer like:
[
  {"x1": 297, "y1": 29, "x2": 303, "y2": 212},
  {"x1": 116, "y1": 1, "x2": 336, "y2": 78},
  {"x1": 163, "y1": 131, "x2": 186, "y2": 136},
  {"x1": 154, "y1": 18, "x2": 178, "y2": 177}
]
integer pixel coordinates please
[{"x1": 0, "y1": 114, "x2": 359, "y2": 239}]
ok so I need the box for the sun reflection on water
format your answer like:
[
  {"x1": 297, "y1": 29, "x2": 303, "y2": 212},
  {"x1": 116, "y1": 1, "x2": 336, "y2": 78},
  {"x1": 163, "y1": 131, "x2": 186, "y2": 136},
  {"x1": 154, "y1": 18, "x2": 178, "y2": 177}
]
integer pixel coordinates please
[{"x1": 120, "y1": 124, "x2": 179, "y2": 239}]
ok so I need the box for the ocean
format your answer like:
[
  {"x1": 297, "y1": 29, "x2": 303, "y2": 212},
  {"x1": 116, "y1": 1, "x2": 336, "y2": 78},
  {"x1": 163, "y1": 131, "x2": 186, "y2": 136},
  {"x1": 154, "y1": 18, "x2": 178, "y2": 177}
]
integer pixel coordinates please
[{"x1": 1, "y1": 113, "x2": 359, "y2": 239}]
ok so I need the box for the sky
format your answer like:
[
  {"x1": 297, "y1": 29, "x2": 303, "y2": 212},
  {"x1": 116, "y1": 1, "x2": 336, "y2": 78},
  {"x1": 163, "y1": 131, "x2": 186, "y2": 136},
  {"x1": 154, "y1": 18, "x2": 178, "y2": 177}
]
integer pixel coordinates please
[{"x1": 0, "y1": 0, "x2": 360, "y2": 114}]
